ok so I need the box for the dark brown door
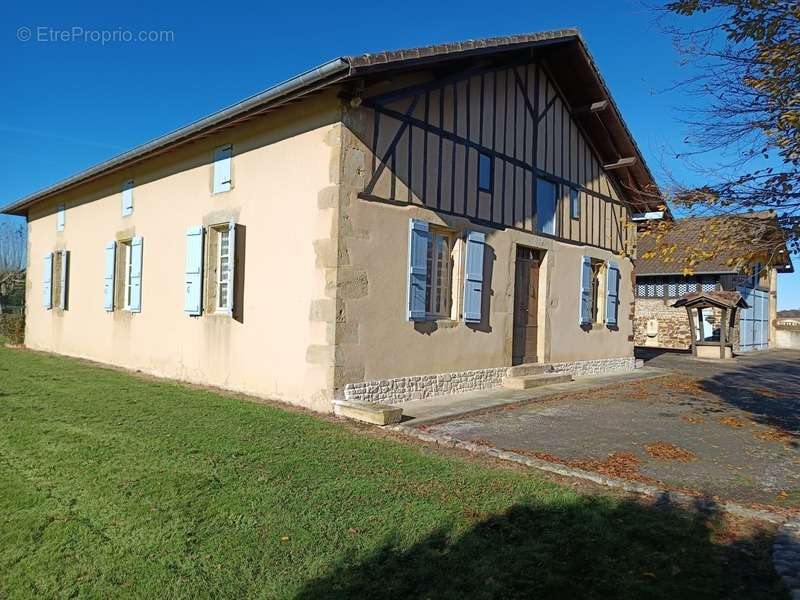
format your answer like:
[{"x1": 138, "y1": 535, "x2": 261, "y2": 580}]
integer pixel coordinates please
[{"x1": 512, "y1": 247, "x2": 540, "y2": 365}]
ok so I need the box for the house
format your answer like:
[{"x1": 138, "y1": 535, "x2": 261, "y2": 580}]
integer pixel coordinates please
[
  {"x1": 3, "y1": 31, "x2": 665, "y2": 412},
  {"x1": 634, "y1": 212, "x2": 793, "y2": 352}
]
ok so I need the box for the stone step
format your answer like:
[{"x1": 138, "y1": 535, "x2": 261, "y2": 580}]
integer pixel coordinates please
[
  {"x1": 501, "y1": 372, "x2": 572, "y2": 390},
  {"x1": 506, "y1": 363, "x2": 553, "y2": 378},
  {"x1": 333, "y1": 400, "x2": 403, "y2": 425}
]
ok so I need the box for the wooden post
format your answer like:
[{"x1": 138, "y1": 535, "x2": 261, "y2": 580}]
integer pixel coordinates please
[
  {"x1": 685, "y1": 306, "x2": 697, "y2": 356},
  {"x1": 697, "y1": 307, "x2": 705, "y2": 341},
  {"x1": 719, "y1": 308, "x2": 728, "y2": 359}
]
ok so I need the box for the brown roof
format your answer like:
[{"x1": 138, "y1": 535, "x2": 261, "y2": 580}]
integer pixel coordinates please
[
  {"x1": 635, "y1": 211, "x2": 791, "y2": 275},
  {"x1": 3, "y1": 30, "x2": 660, "y2": 216},
  {"x1": 672, "y1": 291, "x2": 748, "y2": 310}
]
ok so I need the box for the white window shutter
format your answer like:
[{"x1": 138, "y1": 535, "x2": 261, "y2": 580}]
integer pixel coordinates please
[
  {"x1": 129, "y1": 237, "x2": 143, "y2": 313},
  {"x1": 213, "y1": 145, "x2": 233, "y2": 194},
  {"x1": 184, "y1": 226, "x2": 204, "y2": 315},
  {"x1": 104, "y1": 242, "x2": 116, "y2": 312},
  {"x1": 122, "y1": 180, "x2": 134, "y2": 216},
  {"x1": 42, "y1": 253, "x2": 53, "y2": 309},
  {"x1": 56, "y1": 204, "x2": 65, "y2": 232}
]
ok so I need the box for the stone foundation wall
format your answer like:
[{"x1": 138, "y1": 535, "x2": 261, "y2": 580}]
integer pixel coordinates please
[
  {"x1": 343, "y1": 357, "x2": 638, "y2": 404},
  {"x1": 633, "y1": 298, "x2": 723, "y2": 350}
]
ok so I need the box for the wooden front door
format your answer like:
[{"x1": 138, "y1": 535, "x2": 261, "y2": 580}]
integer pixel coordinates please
[{"x1": 512, "y1": 247, "x2": 540, "y2": 365}]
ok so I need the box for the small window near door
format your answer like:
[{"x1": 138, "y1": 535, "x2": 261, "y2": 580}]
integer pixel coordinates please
[
  {"x1": 425, "y1": 229, "x2": 454, "y2": 318},
  {"x1": 478, "y1": 153, "x2": 492, "y2": 192}
]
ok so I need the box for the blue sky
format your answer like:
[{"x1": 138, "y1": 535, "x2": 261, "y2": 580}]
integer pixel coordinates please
[{"x1": 2, "y1": 0, "x2": 797, "y2": 308}]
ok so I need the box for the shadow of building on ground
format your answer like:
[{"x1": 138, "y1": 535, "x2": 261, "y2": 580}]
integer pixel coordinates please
[
  {"x1": 637, "y1": 347, "x2": 800, "y2": 440},
  {"x1": 295, "y1": 496, "x2": 785, "y2": 599}
]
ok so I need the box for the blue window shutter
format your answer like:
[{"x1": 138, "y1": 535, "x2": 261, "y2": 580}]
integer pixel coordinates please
[
  {"x1": 406, "y1": 219, "x2": 429, "y2": 320},
  {"x1": 42, "y1": 253, "x2": 53, "y2": 309},
  {"x1": 463, "y1": 230, "x2": 486, "y2": 323},
  {"x1": 213, "y1": 145, "x2": 233, "y2": 194},
  {"x1": 605, "y1": 261, "x2": 620, "y2": 327},
  {"x1": 579, "y1": 256, "x2": 592, "y2": 325},
  {"x1": 104, "y1": 242, "x2": 116, "y2": 311},
  {"x1": 129, "y1": 236, "x2": 143, "y2": 313},
  {"x1": 184, "y1": 226, "x2": 204, "y2": 315},
  {"x1": 122, "y1": 180, "x2": 134, "y2": 216},
  {"x1": 59, "y1": 250, "x2": 69, "y2": 309},
  {"x1": 56, "y1": 204, "x2": 65, "y2": 231}
]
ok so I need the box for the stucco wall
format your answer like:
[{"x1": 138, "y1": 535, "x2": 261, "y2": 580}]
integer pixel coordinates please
[
  {"x1": 333, "y1": 111, "x2": 634, "y2": 394},
  {"x1": 25, "y1": 93, "x2": 341, "y2": 412}
]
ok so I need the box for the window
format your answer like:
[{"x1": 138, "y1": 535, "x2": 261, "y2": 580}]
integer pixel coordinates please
[
  {"x1": 56, "y1": 203, "x2": 65, "y2": 232},
  {"x1": 570, "y1": 187, "x2": 580, "y2": 220},
  {"x1": 536, "y1": 179, "x2": 557, "y2": 235},
  {"x1": 478, "y1": 153, "x2": 492, "y2": 192},
  {"x1": 212, "y1": 144, "x2": 233, "y2": 194},
  {"x1": 185, "y1": 221, "x2": 237, "y2": 316},
  {"x1": 122, "y1": 179, "x2": 134, "y2": 216},
  {"x1": 407, "y1": 219, "x2": 478, "y2": 322},
  {"x1": 106, "y1": 237, "x2": 142, "y2": 313},
  {"x1": 588, "y1": 259, "x2": 605, "y2": 324},
  {"x1": 50, "y1": 250, "x2": 69, "y2": 310},
  {"x1": 216, "y1": 227, "x2": 231, "y2": 311},
  {"x1": 425, "y1": 229, "x2": 454, "y2": 317},
  {"x1": 121, "y1": 240, "x2": 134, "y2": 310}
]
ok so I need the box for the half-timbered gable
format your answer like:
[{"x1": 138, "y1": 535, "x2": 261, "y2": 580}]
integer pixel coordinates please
[{"x1": 355, "y1": 60, "x2": 632, "y2": 255}]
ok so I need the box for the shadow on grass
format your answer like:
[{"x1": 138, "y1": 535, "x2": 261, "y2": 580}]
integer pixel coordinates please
[{"x1": 296, "y1": 496, "x2": 785, "y2": 600}]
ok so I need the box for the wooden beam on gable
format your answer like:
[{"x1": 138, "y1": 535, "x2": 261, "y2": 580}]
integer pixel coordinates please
[
  {"x1": 603, "y1": 156, "x2": 637, "y2": 170},
  {"x1": 575, "y1": 100, "x2": 608, "y2": 115}
]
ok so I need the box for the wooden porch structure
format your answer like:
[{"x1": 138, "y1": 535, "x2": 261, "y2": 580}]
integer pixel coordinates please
[{"x1": 672, "y1": 291, "x2": 748, "y2": 359}]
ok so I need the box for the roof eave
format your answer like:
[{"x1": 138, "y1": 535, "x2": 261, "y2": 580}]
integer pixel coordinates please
[{"x1": 2, "y1": 58, "x2": 352, "y2": 216}]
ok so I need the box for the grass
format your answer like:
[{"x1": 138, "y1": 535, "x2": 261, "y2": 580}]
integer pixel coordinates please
[{"x1": 0, "y1": 346, "x2": 788, "y2": 599}]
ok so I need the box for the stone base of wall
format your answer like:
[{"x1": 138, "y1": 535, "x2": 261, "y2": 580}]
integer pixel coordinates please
[{"x1": 343, "y1": 357, "x2": 638, "y2": 405}]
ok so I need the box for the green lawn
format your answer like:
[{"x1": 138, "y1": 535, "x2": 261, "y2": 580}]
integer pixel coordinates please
[{"x1": 0, "y1": 345, "x2": 786, "y2": 599}]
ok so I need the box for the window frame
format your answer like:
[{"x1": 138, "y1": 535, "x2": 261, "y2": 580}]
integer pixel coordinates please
[
  {"x1": 424, "y1": 227, "x2": 456, "y2": 319},
  {"x1": 588, "y1": 258, "x2": 606, "y2": 324},
  {"x1": 121, "y1": 240, "x2": 133, "y2": 311},
  {"x1": 216, "y1": 226, "x2": 232, "y2": 312},
  {"x1": 478, "y1": 153, "x2": 493, "y2": 193},
  {"x1": 569, "y1": 187, "x2": 580, "y2": 220}
]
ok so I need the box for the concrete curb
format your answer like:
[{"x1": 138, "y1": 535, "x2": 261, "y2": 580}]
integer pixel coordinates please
[{"x1": 390, "y1": 424, "x2": 790, "y2": 525}]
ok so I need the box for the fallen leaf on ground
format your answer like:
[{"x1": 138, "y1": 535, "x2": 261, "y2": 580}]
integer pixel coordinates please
[
  {"x1": 754, "y1": 427, "x2": 794, "y2": 444},
  {"x1": 681, "y1": 414, "x2": 705, "y2": 424},
  {"x1": 719, "y1": 417, "x2": 747, "y2": 429},
  {"x1": 644, "y1": 441, "x2": 696, "y2": 463}
]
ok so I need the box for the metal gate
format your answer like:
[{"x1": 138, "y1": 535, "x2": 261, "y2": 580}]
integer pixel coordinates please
[{"x1": 737, "y1": 286, "x2": 769, "y2": 352}]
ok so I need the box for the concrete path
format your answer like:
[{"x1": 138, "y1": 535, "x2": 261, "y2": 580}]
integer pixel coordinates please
[{"x1": 397, "y1": 367, "x2": 670, "y2": 427}]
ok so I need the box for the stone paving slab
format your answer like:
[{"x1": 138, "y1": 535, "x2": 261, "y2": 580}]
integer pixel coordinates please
[{"x1": 396, "y1": 367, "x2": 671, "y2": 426}]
